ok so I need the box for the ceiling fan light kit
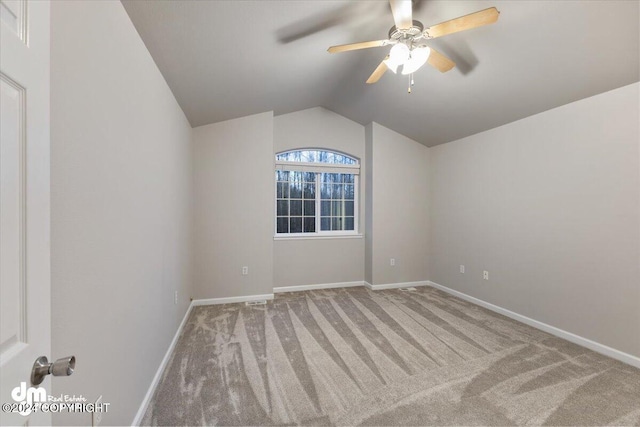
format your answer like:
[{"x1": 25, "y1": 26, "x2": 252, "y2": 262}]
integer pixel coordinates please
[
  {"x1": 384, "y1": 43, "x2": 410, "y2": 73},
  {"x1": 401, "y1": 47, "x2": 430, "y2": 75},
  {"x1": 327, "y1": 1, "x2": 500, "y2": 91}
]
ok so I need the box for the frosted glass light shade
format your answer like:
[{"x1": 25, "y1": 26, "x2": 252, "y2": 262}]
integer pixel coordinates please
[
  {"x1": 402, "y1": 47, "x2": 431, "y2": 75},
  {"x1": 384, "y1": 43, "x2": 410, "y2": 73}
]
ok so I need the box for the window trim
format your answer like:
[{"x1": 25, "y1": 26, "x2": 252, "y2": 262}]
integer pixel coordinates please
[
  {"x1": 274, "y1": 149, "x2": 360, "y2": 238},
  {"x1": 275, "y1": 161, "x2": 360, "y2": 174},
  {"x1": 273, "y1": 233, "x2": 363, "y2": 241}
]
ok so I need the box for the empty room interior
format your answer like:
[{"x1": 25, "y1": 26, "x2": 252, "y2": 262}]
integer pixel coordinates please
[{"x1": 1, "y1": 0, "x2": 639, "y2": 426}]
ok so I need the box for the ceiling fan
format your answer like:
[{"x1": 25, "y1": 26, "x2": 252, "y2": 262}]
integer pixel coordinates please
[{"x1": 327, "y1": 0, "x2": 499, "y2": 86}]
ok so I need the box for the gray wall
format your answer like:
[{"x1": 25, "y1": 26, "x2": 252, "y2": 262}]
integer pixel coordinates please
[
  {"x1": 429, "y1": 82, "x2": 640, "y2": 358},
  {"x1": 50, "y1": 1, "x2": 193, "y2": 425},
  {"x1": 273, "y1": 107, "x2": 365, "y2": 288},
  {"x1": 194, "y1": 112, "x2": 274, "y2": 298},
  {"x1": 368, "y1": 123, "x2": 430, "y2": 285}
]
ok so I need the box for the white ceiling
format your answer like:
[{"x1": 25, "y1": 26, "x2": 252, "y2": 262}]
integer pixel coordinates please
[{"x1": 122, "y1": 0, "x2": 639, "y2": 147}]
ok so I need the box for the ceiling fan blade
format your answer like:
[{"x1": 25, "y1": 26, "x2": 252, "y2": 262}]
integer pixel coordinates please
[
  {"x1": 427, "y1": 48, "x2": 456, "y2": 72},
  {"x1": 327, "y1": 40, "x2": 390, "y2": 53},
  {"x1": 277, "y1": 2, "x2": 384, "y2": 44},
  {"x1": 278, "y1": 14, "x2": 348, "y2": 44},
  {"x1": 389, "y1": 0, "x2": 413, "y2": 30},
  {"x1": 366, "y1": 56, "x2": 389, "y2": 84},
  {"x1": 412, "y1": 0, "x2": 426, "y2": 13},
  {"x1": 424, "y1": 7, "x2": 499, "y2": 39}
]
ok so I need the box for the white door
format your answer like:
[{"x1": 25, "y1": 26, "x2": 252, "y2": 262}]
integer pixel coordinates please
[{"x1": 1, "y1": 0, "x2": 51, "y2": 425}]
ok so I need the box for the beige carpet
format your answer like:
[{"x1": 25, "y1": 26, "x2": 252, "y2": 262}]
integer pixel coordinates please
[{"x1": 141, "y1": 286, "x2": 640, "y2": 426}]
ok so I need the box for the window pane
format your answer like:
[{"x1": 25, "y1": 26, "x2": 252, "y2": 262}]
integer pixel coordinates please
[
  {"x1": 303, "y1": 182, "x2": 315, "y2": 199},
  {"x1": 331, "y1": 201, "x2": 342, "y2": 216},
  {"x1": 343, "y1": 174, "x2": 354, "y2": 184},
  {"x1": 345, "y1": 217, "x2": 354, "y2": 230},
  {"x1": 303, "y1": 217, "x2": 315, "y2": 233},
  {"x1": 290, "y1": 217, "x2": 302, "y2": 233},
  {"x1": 277, "y1": 182, "x2": 288, "y2": 199},
  {"x1": 345, "y1": 201, "x2": 354, "y2": 216},
  {"x1": 344, "y1": 184, "x2": 354, "y2": 200},
  {"x1": 332, "y1": 184, "x2": 342, "y2": 199},
  {"x1": 303, "y1": 172, "x2": 316, "y2": 182},
  {"x1": 277, "y1": 200, "x2": 289, "y2": 216},
  {"x1": 276, "y1": 170, "x2": 290, "y2": 181},
  {"x1": 320, "y1": 217, "x2": 330, "y2": 231},
  {"x1": 276, "y1": 150, "x2": 357, "y2": 165},
  {"x1": 277, "y1": 217, "x2": 288, "y2": 233},
  {"x1": 303, "y1": 200, "x2": 315, "y2": 216},
  {"x1": 290, "y1": 182, "x2": 302, "y2": 198},
  {"x1": 332, "y1": 217, "x2": 343, "y2": 230},
  {"x1": 321, "y1": 184, "x2": 331, "y2": 199},
  {"x1": 321, "y1": 201, "x2": 330, "y2": 216},
  {"x1": 290, "y1": 200, "x2": 302, "y2": 215},
  {"x1": 277, "y1": 152, "x2": 294, "y2": 162}
]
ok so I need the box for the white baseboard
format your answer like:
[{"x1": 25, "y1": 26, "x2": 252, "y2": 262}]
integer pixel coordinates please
[
  {"x1": 131, "y1": 301, "x2": 194, "y2": 426},
  {"x1": 274, "y1": 281, "x2": 365, "y2": 293},
  {"x1": 191, "y1": 293, "x2": 274, "y2": 306},
  {"x1": 365, "y1": 280, "x2": 430, "y2": 291},
  {"x1": 428, "y1": 281, "x2": 640, "y2": 369}
]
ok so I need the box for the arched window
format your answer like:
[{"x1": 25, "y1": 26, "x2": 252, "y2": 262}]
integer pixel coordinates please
[{"x1": 275, "y1": 149, "x2": 360, "y2": 236}]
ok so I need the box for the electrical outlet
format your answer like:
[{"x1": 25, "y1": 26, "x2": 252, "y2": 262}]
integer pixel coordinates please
[
  {"x1": 483, "y1": 270, "x2": 489, "y2": 280},
  {"x1": 242, "y1": 266, "x2": 249, "y2": 275},
  {"x1": 460, "y1": 265, "x2": 465, "y2": 274},
  {"x1": 174, "y1": 291, "x2": 178, "y2": 305},
  {"x1": 92, "y1": 395, "x2": 103, "y2": 426},
  {"x1": 390, "y1": 258, "x2": 396, "y2": 266}
]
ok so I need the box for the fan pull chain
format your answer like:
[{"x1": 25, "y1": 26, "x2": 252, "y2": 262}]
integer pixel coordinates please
[{"x1": 408, "y1": 74, "x2": 415, "y2": 94}]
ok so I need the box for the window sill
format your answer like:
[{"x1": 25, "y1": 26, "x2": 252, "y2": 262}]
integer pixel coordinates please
[{"x1": 274, "y1": 233, "x2": 363, "y2": 241}]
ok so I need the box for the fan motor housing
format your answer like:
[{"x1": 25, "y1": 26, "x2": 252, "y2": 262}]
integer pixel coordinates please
[{"x1": 388, "y1": 20, "x2": 424, "y2": 40}]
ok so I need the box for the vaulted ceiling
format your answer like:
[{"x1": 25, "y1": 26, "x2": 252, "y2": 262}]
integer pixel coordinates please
[{"x1": 122, "y1": 1, "x2": 639, "y2": 147}]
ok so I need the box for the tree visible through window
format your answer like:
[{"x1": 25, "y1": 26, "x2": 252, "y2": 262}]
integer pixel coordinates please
[{"x1": 275, "y1": 149, "x2": 359, "y2": 235}]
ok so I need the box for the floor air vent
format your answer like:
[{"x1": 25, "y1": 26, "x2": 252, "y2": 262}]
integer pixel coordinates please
[
  {"x1": 399, "y1": 287, "x2": 418, "y2": 292},
  {"x1": 246, "y1": 300, "x2": 267, "y2": 306}
]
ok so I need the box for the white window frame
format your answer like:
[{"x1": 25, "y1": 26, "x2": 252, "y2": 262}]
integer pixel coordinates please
[{"x1": 274, "y1": 149, "x2": 361, "y2": 239}]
